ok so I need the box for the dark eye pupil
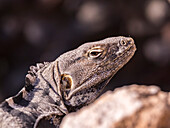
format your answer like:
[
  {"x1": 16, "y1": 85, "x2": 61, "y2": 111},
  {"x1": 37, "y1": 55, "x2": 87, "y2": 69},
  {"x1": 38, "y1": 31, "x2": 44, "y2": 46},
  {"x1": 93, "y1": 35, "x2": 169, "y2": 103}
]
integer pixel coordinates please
[{"x1": 90, "y1": 51, "x2": 99, "y2": 56}]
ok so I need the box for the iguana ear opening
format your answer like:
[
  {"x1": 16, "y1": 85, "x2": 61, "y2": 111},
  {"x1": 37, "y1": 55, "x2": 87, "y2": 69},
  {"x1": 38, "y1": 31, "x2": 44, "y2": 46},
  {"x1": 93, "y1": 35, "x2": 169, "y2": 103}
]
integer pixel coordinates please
[
  {"x1": 61, "y1": 74, "x2": 73, "y2": 91},
  {"x1": 60, "y1": 74, "x2": 73, "y2": 99},
  {"x1": 50, "y1": 61, "x2": 69, "y2": 114}
]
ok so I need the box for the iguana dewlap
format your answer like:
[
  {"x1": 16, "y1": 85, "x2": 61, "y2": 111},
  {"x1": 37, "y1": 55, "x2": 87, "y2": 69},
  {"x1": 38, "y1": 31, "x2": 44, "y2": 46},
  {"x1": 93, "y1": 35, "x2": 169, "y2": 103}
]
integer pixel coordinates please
[{"x1": 0, "y1": 36, "x2": 136, "y2": 128}]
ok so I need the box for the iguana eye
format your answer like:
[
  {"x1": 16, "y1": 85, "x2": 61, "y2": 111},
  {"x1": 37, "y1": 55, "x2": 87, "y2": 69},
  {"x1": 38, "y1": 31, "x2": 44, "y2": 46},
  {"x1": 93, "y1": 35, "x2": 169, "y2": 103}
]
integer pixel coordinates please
[
  {"x1": 61, "y1": 74, "x2": 72, "y2": 90},
  {"x1": 88, "y1": 47, "x2": 103, "y2": 58}
]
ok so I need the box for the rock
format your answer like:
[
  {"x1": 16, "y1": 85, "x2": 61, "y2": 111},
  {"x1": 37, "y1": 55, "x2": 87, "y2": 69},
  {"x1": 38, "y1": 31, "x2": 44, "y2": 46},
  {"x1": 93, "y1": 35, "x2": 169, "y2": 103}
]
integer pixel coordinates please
[{"x1": 60, "y1": 85, "x2": 170, "y2": 128}]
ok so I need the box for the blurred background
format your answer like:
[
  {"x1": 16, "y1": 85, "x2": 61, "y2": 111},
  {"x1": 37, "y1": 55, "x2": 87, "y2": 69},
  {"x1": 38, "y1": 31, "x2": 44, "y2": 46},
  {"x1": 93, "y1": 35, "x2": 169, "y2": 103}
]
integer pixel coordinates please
[{"x1": 0, "y1": 0, "x2": 170, "y2": 102}]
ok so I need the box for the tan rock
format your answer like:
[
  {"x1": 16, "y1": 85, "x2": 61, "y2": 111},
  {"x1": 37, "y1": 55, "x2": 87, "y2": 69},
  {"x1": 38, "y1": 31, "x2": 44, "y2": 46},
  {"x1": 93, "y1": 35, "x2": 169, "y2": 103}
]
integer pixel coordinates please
[{"x1": 60, "y1": 85, "x2": 170, "y2": 128}]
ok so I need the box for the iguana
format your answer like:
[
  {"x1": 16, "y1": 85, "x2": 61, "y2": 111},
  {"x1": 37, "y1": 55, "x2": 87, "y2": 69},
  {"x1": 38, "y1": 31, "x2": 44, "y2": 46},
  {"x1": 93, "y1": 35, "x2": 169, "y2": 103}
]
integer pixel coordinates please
[{"x1": 0, "y1": 36, "x2": 136, "y2": 128}]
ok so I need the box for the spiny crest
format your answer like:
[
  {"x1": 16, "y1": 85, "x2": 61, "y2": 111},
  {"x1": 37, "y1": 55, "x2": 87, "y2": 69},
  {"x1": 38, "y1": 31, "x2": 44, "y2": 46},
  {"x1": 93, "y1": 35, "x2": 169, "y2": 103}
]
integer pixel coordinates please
[{"x1": 25, "y1": 62, "x2": 50, "y2": 92}]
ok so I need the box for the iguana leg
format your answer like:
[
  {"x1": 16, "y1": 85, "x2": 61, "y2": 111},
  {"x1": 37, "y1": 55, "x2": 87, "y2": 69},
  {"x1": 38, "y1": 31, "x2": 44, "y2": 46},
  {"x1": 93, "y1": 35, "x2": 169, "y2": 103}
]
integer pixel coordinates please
[{"x1": 34, "y1": 112, "x2": 64, "y2": 128}]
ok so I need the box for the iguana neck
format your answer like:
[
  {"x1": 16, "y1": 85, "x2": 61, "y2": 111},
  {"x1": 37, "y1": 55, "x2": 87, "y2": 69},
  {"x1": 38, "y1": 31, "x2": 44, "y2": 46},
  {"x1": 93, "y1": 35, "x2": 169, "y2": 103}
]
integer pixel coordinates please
[
  {"x1": 4, "y1": 62, "x2": 66, "y2": 126},
  {"x1": 35, "y1": 61, "x2": 68, "y2": 114}
]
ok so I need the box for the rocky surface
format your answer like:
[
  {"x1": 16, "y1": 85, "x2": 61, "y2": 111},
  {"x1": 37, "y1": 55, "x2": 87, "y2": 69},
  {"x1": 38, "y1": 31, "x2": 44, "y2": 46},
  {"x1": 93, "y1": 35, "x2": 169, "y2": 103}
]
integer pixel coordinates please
[{"x1": 60, "y1": 85, "x2": 170, "y2": 128}]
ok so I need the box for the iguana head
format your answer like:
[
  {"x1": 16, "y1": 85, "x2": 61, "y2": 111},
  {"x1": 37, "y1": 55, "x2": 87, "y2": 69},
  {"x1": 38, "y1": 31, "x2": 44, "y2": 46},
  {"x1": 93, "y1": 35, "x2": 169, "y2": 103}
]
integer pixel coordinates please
[{"x1": 57, "y1": 36, "x2": 136, "y2": 111}]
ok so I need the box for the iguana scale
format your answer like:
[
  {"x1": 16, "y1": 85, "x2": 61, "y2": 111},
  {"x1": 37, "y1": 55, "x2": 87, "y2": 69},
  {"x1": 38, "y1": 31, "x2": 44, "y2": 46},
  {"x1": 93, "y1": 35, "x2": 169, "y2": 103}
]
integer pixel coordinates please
[{"x1": 0, "y1": 36, "x2": 136, "y2": 128}]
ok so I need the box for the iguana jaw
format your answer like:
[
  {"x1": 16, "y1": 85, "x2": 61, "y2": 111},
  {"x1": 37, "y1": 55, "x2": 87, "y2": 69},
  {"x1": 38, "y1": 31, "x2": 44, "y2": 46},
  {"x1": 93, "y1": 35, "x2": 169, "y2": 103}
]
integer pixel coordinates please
[{"x1": 65, "y1": 74, "x2": 113, "y2": 100}]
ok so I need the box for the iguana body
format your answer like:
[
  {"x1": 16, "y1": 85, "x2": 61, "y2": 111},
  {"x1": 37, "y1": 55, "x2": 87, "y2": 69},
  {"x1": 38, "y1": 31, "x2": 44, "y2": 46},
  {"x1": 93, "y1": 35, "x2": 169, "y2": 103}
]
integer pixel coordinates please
[{"x1": 0, "y1": 36, "x2": 136, "y2": 128}]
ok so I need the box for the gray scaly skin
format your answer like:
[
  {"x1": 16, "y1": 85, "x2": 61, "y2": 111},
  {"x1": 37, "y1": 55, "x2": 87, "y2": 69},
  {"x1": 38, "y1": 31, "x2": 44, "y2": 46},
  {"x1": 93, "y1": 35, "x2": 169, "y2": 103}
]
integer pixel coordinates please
[{"x1": 0, "y1": 36, "x2": 136, "y2": 128}]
